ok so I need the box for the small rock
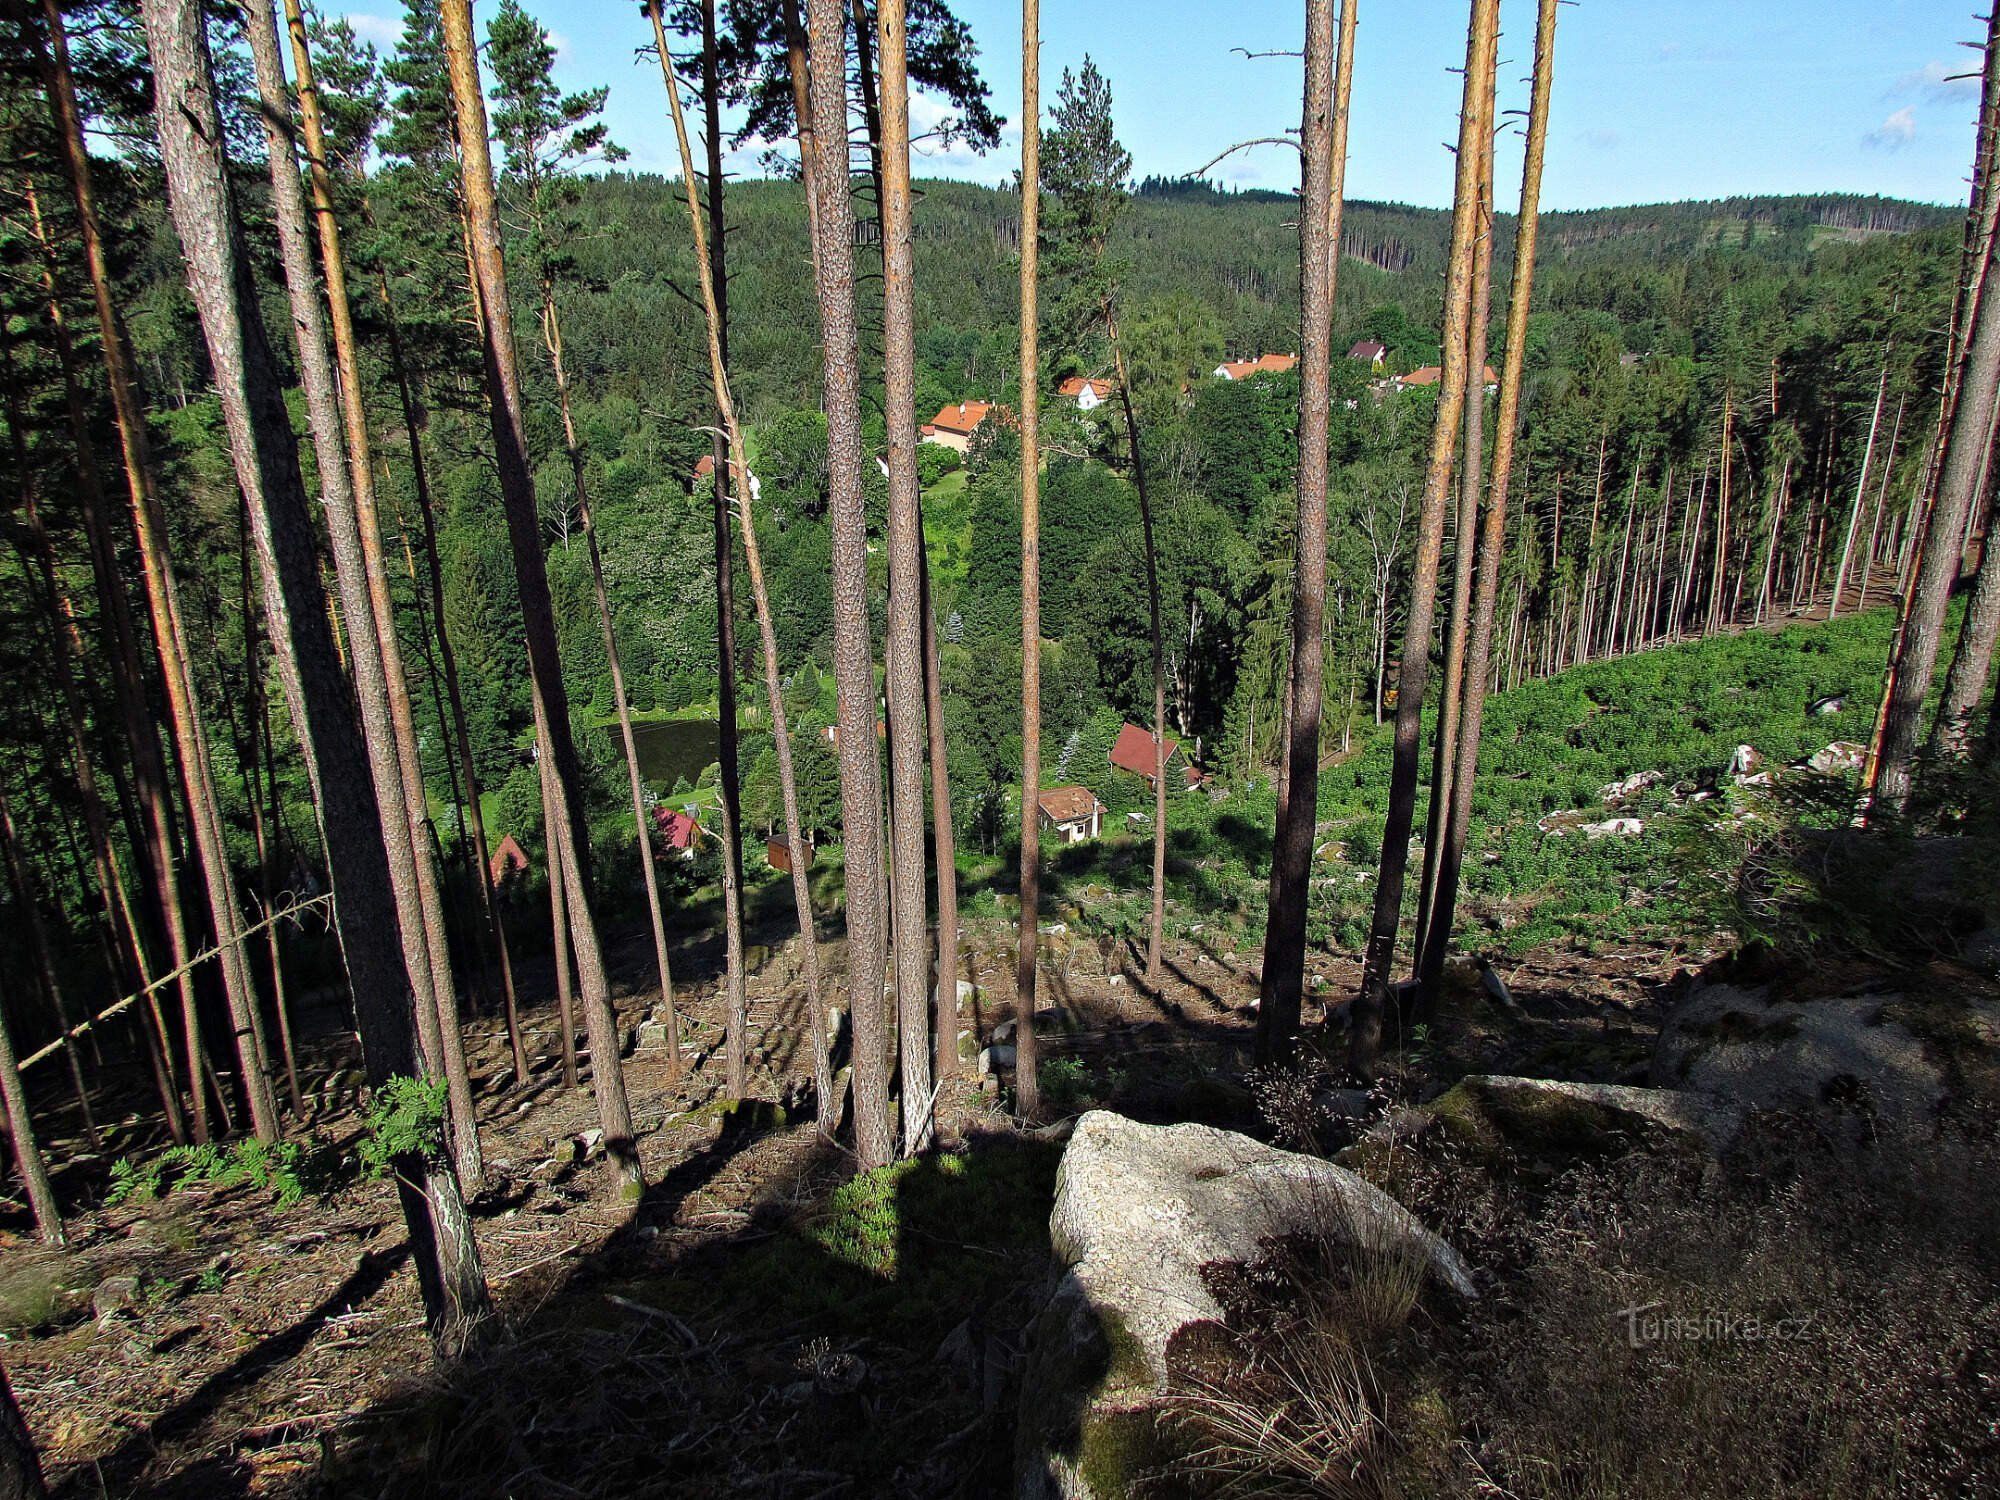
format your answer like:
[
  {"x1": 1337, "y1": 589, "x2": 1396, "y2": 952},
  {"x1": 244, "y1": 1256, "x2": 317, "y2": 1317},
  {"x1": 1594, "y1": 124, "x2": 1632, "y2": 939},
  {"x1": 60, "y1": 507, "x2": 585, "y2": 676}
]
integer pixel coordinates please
[
  {"x1": 980, "y1": 1074, "x2": 1001, "y2": 1097},
  {"x1": 978, "y1": 1044, "x2": 1017, "y2": 1074},
  {"x1": 991, "y1": 1018, "x2": 1017, "y2": 1045},
  {"x1": 92, "y1": 1275, "x2": 142, "y2": 1324}
]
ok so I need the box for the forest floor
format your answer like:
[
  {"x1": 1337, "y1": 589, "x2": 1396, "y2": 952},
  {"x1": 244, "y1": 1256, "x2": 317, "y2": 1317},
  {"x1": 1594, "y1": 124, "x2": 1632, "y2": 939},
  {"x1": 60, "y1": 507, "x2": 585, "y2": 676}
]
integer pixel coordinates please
[{"x1": 1, "y1": 893, "x2": 1707, "y2": 1500}]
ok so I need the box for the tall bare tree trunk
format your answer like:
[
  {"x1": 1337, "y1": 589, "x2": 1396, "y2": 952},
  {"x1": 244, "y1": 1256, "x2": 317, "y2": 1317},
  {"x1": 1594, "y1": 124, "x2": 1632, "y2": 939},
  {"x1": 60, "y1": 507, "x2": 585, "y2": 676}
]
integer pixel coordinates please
[
  {"x1": 0, "y1": 959, "x2": 63, "y2": 1247},
  {"x1": 877, "y1": 0, "x2": 936, "y2": 1153},
  {"x1": 921, "y1": 544, "x2": 961, "y2": 1090},
  {"x1": 1932, "y1": 492, "x2": 2000, "y2": 759},
  {"x1": 1415, "y1": 105, "x2": 1491, "y2": 981},
  {"x1": 1857, "y1": 398, "x2": 1906, "y2": 614},
  {"x1": 242, "y1": 0, "x2": 482, "y2": 1188},
  {"x1": 441, "y1": 0, "x2": 640, "y2": 1187},
  {"x1": 366, "y1": 260, "x2": 527, "y2": 1084},
  {"x1": 18, "y1": 162, "x2": 195, "y2": 1142},
  {"x1": 140, "y1": 0, "x2": 489, "y2": 1342},
  {"x1": 1874, "y1": 26, "x2": 2000, "y2": 811},
  {"x1": 541, "y1": 289, "x2": 684, "y2": 1083},
  {"x1": 1013, "y1": 0, "x2": 1044, "y2": 1118},
  {"x1": 49, "y1": 0, "x2": 276, "y2": 1145},
  {"x1": 800, "y1": 0, "x2": 892, "y2": 1167},
  {"x1": 1256, "y1": 0, "x2": 1356, "y2": 1063},
  {"x1": 697, "y1": 0, "x2": 750, "y2": 1103},
  {"x1": 1832, "y1": 360, "x2": 1892, "y2": 613},
  {"x1": 648, "y1": 0, "x2": 834, "y2": 1126},
  {"x1": 1353, "y1": 0, "x2": 1496, "y2": 1072}
]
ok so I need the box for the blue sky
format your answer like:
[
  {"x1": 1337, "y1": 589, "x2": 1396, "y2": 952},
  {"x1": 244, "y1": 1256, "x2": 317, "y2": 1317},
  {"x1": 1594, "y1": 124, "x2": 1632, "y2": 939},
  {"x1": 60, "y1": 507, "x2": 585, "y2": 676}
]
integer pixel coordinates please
[{"x1": 338, "y1": 0, "x2": 1986, "y2": 211}]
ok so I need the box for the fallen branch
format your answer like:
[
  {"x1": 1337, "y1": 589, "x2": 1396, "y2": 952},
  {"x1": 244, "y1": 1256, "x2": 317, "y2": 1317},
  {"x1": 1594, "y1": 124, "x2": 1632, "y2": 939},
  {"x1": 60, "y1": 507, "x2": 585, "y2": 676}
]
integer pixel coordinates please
[{"x1": 18, "y1": 892, "x2": 333, "y2": 1071}]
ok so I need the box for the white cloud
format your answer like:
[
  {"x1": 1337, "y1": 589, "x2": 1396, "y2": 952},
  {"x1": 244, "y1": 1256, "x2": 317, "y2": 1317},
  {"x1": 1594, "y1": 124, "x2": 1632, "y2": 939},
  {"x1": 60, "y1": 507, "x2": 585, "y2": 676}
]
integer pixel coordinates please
[
  {"x1": 1864, "y1": 106, "x2": 1918, "y2": 150},
  {"x1": 1581, "y1": 127, "x2": 1620, "y2": 150},
  {"x1": 340, "y1": 11, "x2": 402, "y2": 50},
  {"x1": 1894, "y1": 59, "x2": 1980, "y2": 100}
]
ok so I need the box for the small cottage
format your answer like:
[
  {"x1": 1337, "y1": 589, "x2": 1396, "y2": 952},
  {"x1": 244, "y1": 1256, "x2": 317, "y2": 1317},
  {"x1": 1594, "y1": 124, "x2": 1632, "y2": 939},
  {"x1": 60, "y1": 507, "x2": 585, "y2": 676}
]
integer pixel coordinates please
[{"x1": 1037, "y1": 785, "x2": 1106, "y2": 843}]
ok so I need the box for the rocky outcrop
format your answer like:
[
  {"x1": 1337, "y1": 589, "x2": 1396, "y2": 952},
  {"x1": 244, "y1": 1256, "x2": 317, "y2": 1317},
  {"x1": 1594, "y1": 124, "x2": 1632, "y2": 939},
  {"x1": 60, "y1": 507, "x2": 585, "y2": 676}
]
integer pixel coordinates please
[
  {"x1": 1015, "y1": 1112, "x2": 1471, "y2": 1500},
  {"x1": 1652, "y1": 980, "x2": 1999, "y2": 1122},
  {"x1": 1445, "y1": 1074, "x2": 1744, "y2": 1148}
]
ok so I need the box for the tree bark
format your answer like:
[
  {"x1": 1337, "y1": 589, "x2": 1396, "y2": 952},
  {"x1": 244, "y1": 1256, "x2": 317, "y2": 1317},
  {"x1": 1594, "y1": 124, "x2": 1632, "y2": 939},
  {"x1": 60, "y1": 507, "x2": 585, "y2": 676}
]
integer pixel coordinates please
[
  {"x1": 1256, "y1": 0, "x2": 1356, "y2": 1063},
  {"x1": 48, "y1": 0, "x2": 275, "y2": 1146},
  {"x1": 877, "y1": 0, "x2": 936, "y2": 1154},
  {"x1": 1874, "y1": 198, "x2": 2000, "y2": 806},
  {"x1": 1013, "y1": 0, "x2": 1043, "y2": 1117},
  {"x1": 1353, "y1": 0, "x2": 1497, "y2": 1072},
  {"x1": 1932, "y1": 489, "x2": 2000, "y2": 759},
  {"x1": 802, "y1": 0, "x2": 893, "y2": 1168},
  {"x1": 648, "y1": 0, "x2": 835, "y2": 1127},
  {"x1": 242, "y1": 0, "x2": 481, "y2": 1187},
  {"x1": 1415, "y1": 105, "x2": 1491, "y2": 987},
  {"x1": 440, "y1": 0, "x2": 640, "y2": 1187},
  {"x1": 140, "y1": 0, "x2": 491, "y2": 1342}
]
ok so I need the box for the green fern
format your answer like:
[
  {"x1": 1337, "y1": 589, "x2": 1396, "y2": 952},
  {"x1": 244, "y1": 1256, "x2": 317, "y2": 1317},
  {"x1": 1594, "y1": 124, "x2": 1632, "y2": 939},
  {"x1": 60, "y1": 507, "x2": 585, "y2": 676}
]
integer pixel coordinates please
[{"x1": 358, "y1": 1074, "x2": 449, "y2": 1180}]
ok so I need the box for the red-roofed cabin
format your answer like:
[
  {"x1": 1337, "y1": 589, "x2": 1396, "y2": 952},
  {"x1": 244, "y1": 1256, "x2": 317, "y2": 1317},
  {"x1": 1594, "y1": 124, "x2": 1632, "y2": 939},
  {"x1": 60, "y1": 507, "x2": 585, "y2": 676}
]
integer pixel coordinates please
[
  {"x1": 489, "y1": 833, "x2": 531, "y2": 887},
  {"x1": 1109, "y1": 722, "x2": 1186, "y2": 789},
  {"x1": 1347, "y1": 340, "x2": 1387, "y2": 368},
  {"x1": 652, "y1": 806, "x2": 701, "y2": 859}
]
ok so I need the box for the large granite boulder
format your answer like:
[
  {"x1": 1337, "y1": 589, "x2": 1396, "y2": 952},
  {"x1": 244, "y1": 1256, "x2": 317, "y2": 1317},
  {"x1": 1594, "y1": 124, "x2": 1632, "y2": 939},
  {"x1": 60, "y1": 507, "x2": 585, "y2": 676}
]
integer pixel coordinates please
[
  {"x1": 1652, "y1": 981, "x2": 1960, "y2": 1121},
  {"x1": 1015, "y1": 1111, "x2": 1471, "y2": 1500}
]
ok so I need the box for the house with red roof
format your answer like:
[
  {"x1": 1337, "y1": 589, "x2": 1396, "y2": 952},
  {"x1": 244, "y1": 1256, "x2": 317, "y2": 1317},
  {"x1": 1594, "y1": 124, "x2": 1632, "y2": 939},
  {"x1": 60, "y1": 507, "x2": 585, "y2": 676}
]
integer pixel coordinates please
[
  {"x1": 692, "y1": 451, "x2": 762, "y2": 501},
  {"x1": 651, "y1": 805, "x2": 702, "y2": 859},
  {"x1": 920, "y1": 400, "x2": 994, "y2": 453},
  {"x1": 1347, "y1": 340, "x2": 1388, "y2": 369},
  {"x1": 1056, "y1": 376, "x2": 1114, "y2": 412},
  {"x1": 1036, "y1": 785, "x2": 1105, "y2": 843},
  {"x1": 1108, "y1": 722, "x2": 1188, "y2": 789},
  {"x1": 1213, "y1": 353, "x2": 1298, "y2": 381}
]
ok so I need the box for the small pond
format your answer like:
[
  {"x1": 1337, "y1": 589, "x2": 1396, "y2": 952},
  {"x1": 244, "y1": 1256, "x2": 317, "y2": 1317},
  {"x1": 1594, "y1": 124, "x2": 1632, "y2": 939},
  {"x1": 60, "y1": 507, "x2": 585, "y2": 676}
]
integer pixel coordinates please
[{"x1": 627, "y1": 718, "x2": 721, "y2": 789}]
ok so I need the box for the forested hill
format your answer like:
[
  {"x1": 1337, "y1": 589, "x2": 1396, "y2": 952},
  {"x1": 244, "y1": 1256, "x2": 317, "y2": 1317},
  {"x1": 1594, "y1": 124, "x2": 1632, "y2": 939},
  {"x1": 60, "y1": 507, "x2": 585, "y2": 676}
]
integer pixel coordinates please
[
  {"x1": 135, "y1": 173, "x2": 1958, "y2": 427},
  {"x1": 578, "y1": 176, "x2": 1958, "y2": 415}
]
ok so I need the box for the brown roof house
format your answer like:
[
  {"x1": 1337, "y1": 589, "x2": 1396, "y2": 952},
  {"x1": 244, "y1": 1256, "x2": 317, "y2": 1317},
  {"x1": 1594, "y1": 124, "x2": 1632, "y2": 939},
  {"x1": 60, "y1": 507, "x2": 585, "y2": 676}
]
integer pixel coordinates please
[
  {"x1": 1213, "y1": 353, "x2": 1298, "y2": 381},
  {"x1": 489, "y1": 833, "x2": 531, "y2": 888},
  {"x1": 1037, "y1": 786, "x2": 1106, "y2": 844},
  {"x1": 1347, "y1": 339, "x2": 1387, "y2": 368},
  {"x1": 1108, "y1": 723, "x2": 1189, "y2": 789},
  {"x1": 1397, "y1": 364, "x2": 1498, "y2": 392},
  {"x1": 920, "y1": 400, "x2": 995, "y2": 454},
  {"x1": 1056, "y1": 376, "x2": 1114, "y2": 411}
]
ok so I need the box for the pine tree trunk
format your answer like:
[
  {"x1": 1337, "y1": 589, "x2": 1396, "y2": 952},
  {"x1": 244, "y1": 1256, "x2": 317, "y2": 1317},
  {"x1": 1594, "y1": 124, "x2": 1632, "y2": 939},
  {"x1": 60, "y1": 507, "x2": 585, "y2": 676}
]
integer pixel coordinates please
[
  {"x1": 878, "y1": 0, "x2": 936, "y2": 1153},
  {"x1": 1415, "y1": 109, "x2": 1491, "y2": 981},
  {"x1": 1419, "y1": 0, "x2": 1557, "y2": 1010},
  {"x1": 692, "y1": 1, "x2": 750, "y2": 1101},
  {"x1": 53, "y1": 0, "x2": 275, "y2": 1146},
  {"x1": 542, "y1": 759, "x2": 581, "y2": 1090},
  {"x1": 241, "y1": 0, "x2": 482, "y2": 1186},
  {"x1": 18, "y1": 168, "x2": 195, "y2": 1142},
  {"x1": 921, "y1": 541, "x2": 961, "y2": 1090},
  {"x1": 140, "y1": 0, "x2": 492, "y2": 1340},
  {"x1": 1257, "y1": 0, "x2": 1355, "y2": 1063},
  {"x1": 1354, "y1": 0, "x2": 1496, "y2": 1071},
  {"x1": 647, "y1": 0, "x2": 833, "y2": 1130},
  {"x1": 441, "y1": 0, "x2": 640, "y2": 1187},
  {"x1": 1932, "y1": 492, "x2": 2000, "y2": 759},
  {"x1": 541, "y1": 288, "x2": 685, "y2": 1083},
  {"x1": 1013, "y1": 0, "x2": 1044, "y2": 1117},
  {"x1": 801, "y1": 0, "x2": 893, "y2": 1167},
  {"x1": 1105, "y1": 328, "x2": 1170, "y2": 990},
  {"x1": 366, "y1": 260, "x2": 527, "y2": 1085}
]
